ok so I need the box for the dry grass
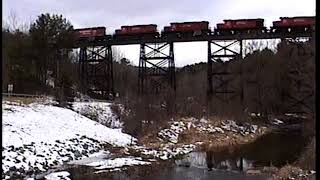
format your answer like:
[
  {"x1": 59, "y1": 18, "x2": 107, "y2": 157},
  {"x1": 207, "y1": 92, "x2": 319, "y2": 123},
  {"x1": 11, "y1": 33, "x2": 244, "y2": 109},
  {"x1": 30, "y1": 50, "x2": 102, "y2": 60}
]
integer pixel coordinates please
[
  {"x1": 3, "y1": 96, "x2": 39, "y2": 105},
  {"x1": 139, "y1": 132, "x2": 163, "y2": 149},
  {"x1": 276, "y1": 165, "x2": 303, "y2": 179},
  {"x1": 178, "y1": 117, "x2": 269, "y2": 152},
  {"x1": 274, "y1": 164, "x2": 316, "y2": 180}
]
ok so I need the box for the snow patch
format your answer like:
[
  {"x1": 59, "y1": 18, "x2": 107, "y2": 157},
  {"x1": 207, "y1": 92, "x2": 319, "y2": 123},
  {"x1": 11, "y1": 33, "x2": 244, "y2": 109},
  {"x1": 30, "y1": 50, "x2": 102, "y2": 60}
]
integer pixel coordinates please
[
  {"x1": 86, "y1": 157, "x2": 151, "y2": 170},
  {"x1": 44, "y1": 171, "x2": 70, "y2": 180},
  {"x1": 272, "y1": 118, "x2": 284, "y2": 125},
  {"x1": 3, "y1": 102, "x2": 134, "y2": 147}
]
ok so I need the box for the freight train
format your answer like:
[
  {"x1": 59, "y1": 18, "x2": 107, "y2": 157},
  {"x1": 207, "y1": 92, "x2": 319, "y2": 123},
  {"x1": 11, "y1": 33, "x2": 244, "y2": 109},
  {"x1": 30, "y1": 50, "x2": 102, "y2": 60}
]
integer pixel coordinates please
[
  {"x1": 114, "y1": 24, "x2": 159, "y2": 39},
  {"x1": 73, "y1": 27, "x2": 107, "y2": 41},
  {"x1": 271, "y1": 16, "x2": 315, "y2": 33},
  {"x1": 73, "y1": 16, "x2": 315, "y2": 41},
  {"x1": 214, "y1": 19, "x2": 266, "y2": 35},
  {"x1": 162, "y1": 21, "x2": 210, "y2": 37}
]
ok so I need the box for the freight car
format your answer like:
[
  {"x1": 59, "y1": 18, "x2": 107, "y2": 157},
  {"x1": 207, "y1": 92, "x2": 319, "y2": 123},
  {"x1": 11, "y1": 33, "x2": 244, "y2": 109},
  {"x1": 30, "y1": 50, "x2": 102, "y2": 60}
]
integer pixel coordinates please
[
  {"x1": 271, "y1": 16, "x2": 315, "y2": 33},
  {"x1": 214, "y1": 19, "x2": 266, "y2": 35},
  {"x1": 73, "y1": 27, "x2": 108, "y2": 41},
  {"x1": 162, "y1": 21, "x2": 210, "y2": 37},
  {"x1": 114, "y1": 24, "x2": 159, "y2": 39}
]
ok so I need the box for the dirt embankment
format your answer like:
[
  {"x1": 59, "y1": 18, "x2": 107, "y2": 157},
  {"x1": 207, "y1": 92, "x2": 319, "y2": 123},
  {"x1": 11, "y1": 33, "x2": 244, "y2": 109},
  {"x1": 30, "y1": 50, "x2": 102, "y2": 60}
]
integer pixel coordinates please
[{"x1": 140, "y1": 116, "x2": 269, "y2": 151}]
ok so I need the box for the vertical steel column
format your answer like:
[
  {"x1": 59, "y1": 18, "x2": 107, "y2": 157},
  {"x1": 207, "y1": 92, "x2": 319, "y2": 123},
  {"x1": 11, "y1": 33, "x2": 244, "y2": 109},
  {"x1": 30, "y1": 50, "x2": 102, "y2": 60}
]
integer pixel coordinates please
[
  {"x1": 138, "y1": 43, "x2": 146, "y2": 94},
  {"x1": 239, "y1": 40, "x2": 244, "y2": 110},
  {"x1": 79, "y1": 47, "x2": 87, "y2": 93},
  {"x1": 207, "y1": 41, "x2": 213, "y2": 97},
  {"x1": 207, "y1": 41, "x2": 213, "y2": 116},
  {"x1": 169, "y1": 42, "x2": 176, "y2": 92},
  {"x1": 107, "y1": 45, "x2": 114, "y2": 97}
]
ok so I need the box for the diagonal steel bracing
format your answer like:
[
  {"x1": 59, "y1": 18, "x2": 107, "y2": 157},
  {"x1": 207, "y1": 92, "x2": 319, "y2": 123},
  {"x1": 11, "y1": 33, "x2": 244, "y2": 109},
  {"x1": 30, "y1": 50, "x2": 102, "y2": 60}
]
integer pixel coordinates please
[
  {"x1": 79, "y1": 45, "x2": 114, "y2": 99},
  {"x1": 138, "y1": 42, "x2": 175, "y2": 95},
  {"x1": 207, "y1": 40, "x2": 243, "y2": 113}
]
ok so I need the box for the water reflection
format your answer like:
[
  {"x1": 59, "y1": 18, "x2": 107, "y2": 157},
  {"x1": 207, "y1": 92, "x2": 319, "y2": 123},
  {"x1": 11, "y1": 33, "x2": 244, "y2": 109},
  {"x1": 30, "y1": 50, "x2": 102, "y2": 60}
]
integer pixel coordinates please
[
  {"x1": 176, "y1": 131, "x2": 307, "y2": 173},
  {"x1": 176, "y1": 151, "x2": 254, "y2": 172},
  {"x1": 64, "y1": 132, "x2": 307, "y2": 180}
]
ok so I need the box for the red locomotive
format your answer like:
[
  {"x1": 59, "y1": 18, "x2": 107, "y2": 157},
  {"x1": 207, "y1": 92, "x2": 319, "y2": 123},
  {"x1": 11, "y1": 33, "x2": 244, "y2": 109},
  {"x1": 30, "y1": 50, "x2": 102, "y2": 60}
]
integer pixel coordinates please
[
  {"x1": 114, "y1": 24, "x2": 159, "y2": 36},
  {"x1": 162, "y1": 21, "x2": 210, "y2": 36},
  {"x1": 271, "y1": 16, "x2": 315, "y2": 33},
  {"x1": 215, "y1": 19, "x2": 266, "y2": 35},
  {"x1": 74, "y1": 27, "x2": 106, "y2": 40}
]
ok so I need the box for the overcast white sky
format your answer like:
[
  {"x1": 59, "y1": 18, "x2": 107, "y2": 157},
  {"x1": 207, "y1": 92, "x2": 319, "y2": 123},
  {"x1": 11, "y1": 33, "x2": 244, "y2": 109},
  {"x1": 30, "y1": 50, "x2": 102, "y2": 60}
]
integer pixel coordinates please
[{"x1": 3, "y1": 0, "x2": 316, "y2": 66}]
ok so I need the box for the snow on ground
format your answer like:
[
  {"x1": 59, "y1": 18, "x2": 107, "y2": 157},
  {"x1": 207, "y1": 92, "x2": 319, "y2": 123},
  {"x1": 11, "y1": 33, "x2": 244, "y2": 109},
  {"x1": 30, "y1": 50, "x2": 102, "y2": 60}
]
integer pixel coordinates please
[
  {"x1": 44, "y1": 171, "x2": 71, "y2": 180},
  {"x1": 72, "y1": 102, "x2": 123, "y2": 128},
  {"x1": 2, "y1": 102, "x2": 134, "y2": 147},
  {"x1": 158, "y1": 121, "x2": 186, "y2": 143},
  {"x1": 67, "y1": 151, "x2": 111, "y2": 166},
  {"x1": 271, "y1": 118, "x2": 284, "y2": 125},
  {"x1": 67, "y1": 151, "x2": 152, "y2": 174},
  {"x1": 285, "y1": 113, "x2": 307, "y2": 119},
  {"x1": 134, "y1": 144, "x2": 196, "y2": 160},
  {"x1": 2, "y1": 101, "x2": 136, "y2": 179},
  {"x1": 86, "y1": 157, "x2": 151, "y2": 170},
  {"x1": 157, "y1": 118, "x2": 261, "y2": 145}
]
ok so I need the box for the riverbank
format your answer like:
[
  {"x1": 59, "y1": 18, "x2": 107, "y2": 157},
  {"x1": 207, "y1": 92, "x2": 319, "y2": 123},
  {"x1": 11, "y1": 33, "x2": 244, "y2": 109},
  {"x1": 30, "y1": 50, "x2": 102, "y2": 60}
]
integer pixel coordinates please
[
  {"x1": 135, "y1": 117, "x2": 269, "y2": 159},
  {"x1": 2, "y1": 98, "x2": 315, "y2": 179}
]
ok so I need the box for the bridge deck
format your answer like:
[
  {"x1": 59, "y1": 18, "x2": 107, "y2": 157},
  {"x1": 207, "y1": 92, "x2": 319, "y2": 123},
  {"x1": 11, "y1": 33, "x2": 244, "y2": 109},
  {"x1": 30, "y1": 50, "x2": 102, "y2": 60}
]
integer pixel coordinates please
[{"x1": 73, "y1": 31, "x2": 313, "y2": 47}]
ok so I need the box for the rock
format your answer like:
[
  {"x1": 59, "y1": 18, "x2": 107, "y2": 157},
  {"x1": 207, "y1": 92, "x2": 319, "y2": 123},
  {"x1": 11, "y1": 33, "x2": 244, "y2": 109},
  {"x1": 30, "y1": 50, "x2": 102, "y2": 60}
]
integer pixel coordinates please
[
  {"x1": 8, "y1": 145, "x2": 14, "y2": 150},
  {"x1": 200, "y1": 118, "x2": 208, "y2": 124},
  {"x1": 74, "y1": 150, "x2": 81, "y2": 158},
  {"x1": 66, "y1": 154, "x2": 74, "y2": 161},
  {"x1": 18, "y1": 167, "x2": 25, "y2": 174},
  {"x1": 83, "y1": 144, "x2": 89, "y2": 150},
  {"x1": 53, "y1": 160, "x2": 59, "y2": 165},
  {"x1": 221, "y1": 125, "x2": 229, "y2": 131},
  {"x1": 36, "y1": 154, "x2": 45, "y2": 157},
  {"x1": 215, "y1": 127, "x2": 224, "y2": 133},
  {"x1": 250, "y1": 125, "x2": 258, "y2": 133},
  {"x1": 187, "y1": 122, "x2": 192, "y2": 130},
  {"x1": 9, "y1": 166, "x2": 17, "y2": 171},
  {"x1": 82, "y1": 150, "x2": 88, "y2": 155}
]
